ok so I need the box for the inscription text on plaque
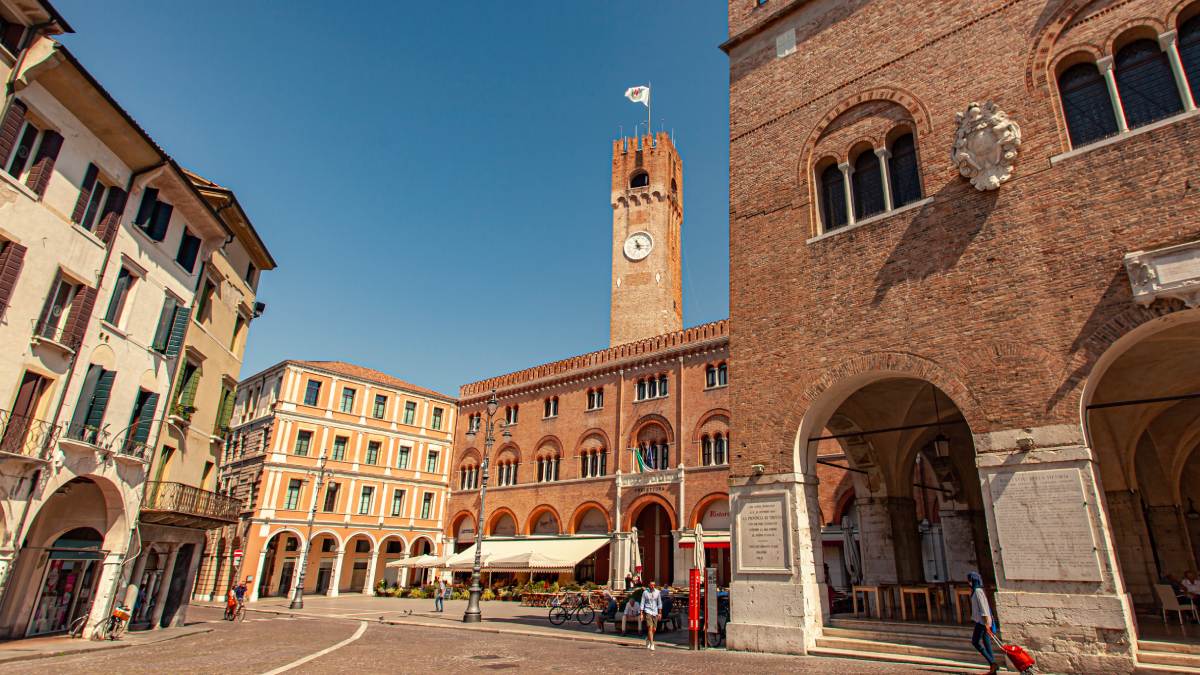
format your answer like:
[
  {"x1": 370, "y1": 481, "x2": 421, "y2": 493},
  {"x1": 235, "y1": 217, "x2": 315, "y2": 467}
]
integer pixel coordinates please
[
  {"x1": 989, "y1": 468, "x2": 1102, "y2": 582},
  {"x1": 736, "y1": 496, "x2": 789, "y2": 573}
]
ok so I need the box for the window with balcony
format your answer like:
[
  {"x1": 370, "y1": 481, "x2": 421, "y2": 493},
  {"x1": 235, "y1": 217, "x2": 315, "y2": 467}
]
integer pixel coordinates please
[
  {"x1": 358, "y1": 486, "x2": 374, "y2": 515},
  {"x1": 372, "y1": 394, "x2": 387, "y2": 419},
  {"x1": 403, "y1": 401, "x2": 416, "y2": 425},
  {"x1": 637, "y1": 441, "x2": 669, "y2": 470},
  {"x1": 123, "y1": 389, "x2": 158, "y2": 455},
  {"x1": 365, "y1": 440, "x2": 380, "y2": 465},
  {"x1": 36, "y1": 273, "x2": 79, "y2": 343},
  {"x1": 284, "y1": 479, "x2": 302, "y2": 510},
  {"x1": 4, "y1": 115, "x2": 62, "y2": 196},
  {"x1": 294, "y1": 430, "x2": 312, "y2": 456}
]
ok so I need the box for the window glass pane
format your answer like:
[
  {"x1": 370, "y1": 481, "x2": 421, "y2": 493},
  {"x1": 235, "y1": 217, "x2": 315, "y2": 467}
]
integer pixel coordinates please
[
  {"x1": 373, "y1": 394, "x2": 386, "y2": 418},
  {"x1": 366, "y1": 441, "x2": 379, "y2": 465},
  {"x1": 332, "y1": 436, "x2": 347, "y2": 461},
  {"x1": 819, "y1": 164, "x2": 848, "y2": 230},
  {"x1": 1059, "y1": 63, "x2": 1120, "y2": 147},
  {"x1": 852, "y1": 150, "x2": 885, "y2": 219},
  {"x1": 888, "y1": 134, "x2": 923, "y2": 208},
  {"x1": 304, "y1": 380, "x2": 321, "y2": 406},
  {"x1": 1115, "y1": 39, "x2": 1183, "y2": 129},
  {"x1": 294, "y1": 431, "x2": 311, "y2": 456}
]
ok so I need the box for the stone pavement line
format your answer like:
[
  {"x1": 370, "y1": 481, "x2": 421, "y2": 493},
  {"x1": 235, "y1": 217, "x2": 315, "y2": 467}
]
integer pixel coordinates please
[
  {"x1": 259, "y1": 620, "x2": 368, "y2": 675},
  {"x1": 0, "y1": 625, "x2": 214, "y2": 666}
]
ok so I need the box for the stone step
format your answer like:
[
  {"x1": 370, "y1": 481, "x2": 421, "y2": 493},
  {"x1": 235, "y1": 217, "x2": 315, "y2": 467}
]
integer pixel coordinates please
[
  {"x1": 1140, "y1": 639, "x2": 1200, "y2": 656},
  {"x1": 822, "y1": 626, "x2": 974, "y2": 651},
  {"x1": 815, "y1": 635, "x2": 984, "y2": 664},
  {"x1": 1138, "y1": 648, "x2": 1200, "y2": 669},
  {"x1": 1137, "y1": 662, "x2": 1200, "y2": 674},
  {"x1": 827, "y1": 617, "x2": 974, "y2": 639},
  {"x1": 809, "y1": 645, "x2": 1005, "y2": 673}
]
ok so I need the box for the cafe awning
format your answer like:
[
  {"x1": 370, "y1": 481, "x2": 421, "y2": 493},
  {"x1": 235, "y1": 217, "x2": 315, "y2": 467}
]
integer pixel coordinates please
[
  {"x1": 385, "y1": 554, "x2": 449, "y2": 569},
  {"x1": 445, "y1": 536, "x2": 610, "y2": 572},
  {"x1": 678, "y1": 532, "x2": 730, "y2": 550}
]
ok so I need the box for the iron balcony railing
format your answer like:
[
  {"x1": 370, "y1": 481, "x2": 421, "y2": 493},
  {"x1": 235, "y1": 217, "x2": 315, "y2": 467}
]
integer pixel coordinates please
[
  {"x1": 31, "y1": 317, "x2": 82, "y2": 351},
  {"x1": 0, "y1": 409, "x2": 59, "y2": 459},
  {"x1": 143, "y1": 481, "x2": 242, "y2": 523}
]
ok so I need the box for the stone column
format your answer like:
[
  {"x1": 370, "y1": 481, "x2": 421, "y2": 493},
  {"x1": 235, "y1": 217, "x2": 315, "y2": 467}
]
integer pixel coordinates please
[
  {"x1": 887, "y1": 497, "x2": 924, "y2": 584},
  {"x1": 727, "y1": 473, "x2": 823, "y2": 655},
  {"x1": 171, "y1": 543, "x2": 204, "y2": 628},
  {"x1": 671, "y1": 530, "x2": 690, "y2": 583},
  {"x1": 1159, "y1": 30, "x2": 1196, "y2": 112},
  {"x1": 364, "y1": 549, "x2": 379, "y2": 594},
  {"x1": 838, "y1": 162, "x2": 856, "y2": 226},
  {"x1": 875, "y1": 147, "x2": 894, "y2": 211},
  {"x1": 249, "y1": 550, "x2": 267, "y2": 602},
  {"x1": 150, "y1": 544, "x2": 180, "y2": 630},
  {"x1": 84, "y1": 552, "x2": 126, "y2": 639},
  {"x1": 1147, "y1": 505, "x2": 1194, "y2": 578},
  {"x1": 856, "y1": 497, "x2": 899, "y2": 584},
  {"x1": 938, "y1": 506, "x2": 979, "y2": 583},
  {"x1": 128, "y1": 547, "x2": 151, "y2": 600},
  {"x1": 1096, "y1": 56, "x2": 1129, "y2": 133},
  {"x1": 328, "y1": 549, "x2": 345, "y2": 597},
  {"x1": 975, "y1": 432, "x2": 1136, "y2": 674}
]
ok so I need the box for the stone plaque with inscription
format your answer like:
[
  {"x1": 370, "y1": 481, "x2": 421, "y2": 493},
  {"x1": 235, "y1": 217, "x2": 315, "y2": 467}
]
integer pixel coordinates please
[
  {"x1": 735, "y1": 495, "x2": 789, "y2": 573},
  {"x1": 989, "y1": 468, "x2": 1102, "y2": 582}
]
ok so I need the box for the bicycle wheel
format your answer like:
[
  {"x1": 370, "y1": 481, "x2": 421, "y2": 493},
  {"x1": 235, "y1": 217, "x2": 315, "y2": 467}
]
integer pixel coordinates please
[
  {"x1": 706, "y1": 631, "x2": 723, "y2": 648},
  {"x1": 68, "y1": 615, "x2": 87, "y2": 639},
  {"x1": 237, "y1": 605, "x2": 246, "y2": 622},
  {"x1": 91, "y1": 618, "x2": 110, "y2": 641},
  {"x1": 576, "y1": 605, "x2": 595, "y2": 625},
  {"x1": 108, "y1": 618, "x2": 127, "y2": 640},
  {"x1": 549, "y1": 606, "x2": 569, "y2": 625}
]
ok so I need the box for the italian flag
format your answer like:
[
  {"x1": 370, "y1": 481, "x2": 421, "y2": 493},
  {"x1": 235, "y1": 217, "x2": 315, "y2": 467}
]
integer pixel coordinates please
[{"x1": 634, "y1": 447, "x2": 649, "y2": 472}]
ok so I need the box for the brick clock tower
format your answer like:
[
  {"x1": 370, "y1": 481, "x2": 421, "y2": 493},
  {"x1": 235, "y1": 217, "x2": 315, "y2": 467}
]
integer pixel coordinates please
[{"x1": 610, "y1": 132, "x2": 683, "y2": 347}]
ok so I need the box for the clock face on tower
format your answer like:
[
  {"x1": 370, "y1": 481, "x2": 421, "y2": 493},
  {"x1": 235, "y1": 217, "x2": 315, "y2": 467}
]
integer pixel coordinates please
[{"x1": 623, "y1": 231, "x2": 654, "y2": 261}]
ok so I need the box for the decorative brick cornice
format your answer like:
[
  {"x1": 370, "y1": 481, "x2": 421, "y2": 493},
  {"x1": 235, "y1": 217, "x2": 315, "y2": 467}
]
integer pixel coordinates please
[{"x1": 459, "y1": 319, "x2": 729, "y2": 403}]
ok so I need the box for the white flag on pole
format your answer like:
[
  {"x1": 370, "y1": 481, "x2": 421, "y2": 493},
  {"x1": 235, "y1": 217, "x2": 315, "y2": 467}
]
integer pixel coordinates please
[{"x1": 624, "y1": 85, "x2": 650, "y2": 107}]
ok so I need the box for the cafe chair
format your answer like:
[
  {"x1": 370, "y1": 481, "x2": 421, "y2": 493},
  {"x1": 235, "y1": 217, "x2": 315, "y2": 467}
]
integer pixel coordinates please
[{"x1": 1156, "y1": 584, "x2": 1200, "y2": 624}]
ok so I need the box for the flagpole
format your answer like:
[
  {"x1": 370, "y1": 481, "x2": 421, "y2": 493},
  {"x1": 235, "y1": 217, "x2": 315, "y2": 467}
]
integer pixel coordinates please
[{"x1": 647, "y1": 81, "x2": 652, "y2": 140}]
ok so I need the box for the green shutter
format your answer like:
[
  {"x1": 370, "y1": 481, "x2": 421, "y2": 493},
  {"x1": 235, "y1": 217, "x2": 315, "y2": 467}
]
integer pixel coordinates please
[
  {"x1": 181, "y1": 365, "x2": 201, "y2": 409},
  {"x1": 132, "y1": 393, "x2": 158, "y2": 443},
  {"x1": 215, "y1": 386, "x2": 234, "y2": 433},
  {"x1": 164, "y1": 306, "x2": 190, "y2": 358},
  {"x1": 83, "y1": 369, "x2": 115, "y2": 435},
  {"x1": 152, "y1": 297, "x2": 177, "y2": 352}
]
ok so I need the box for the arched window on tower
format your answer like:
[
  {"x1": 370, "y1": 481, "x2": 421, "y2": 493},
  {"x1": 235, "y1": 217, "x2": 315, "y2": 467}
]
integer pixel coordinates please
[
  {"x1": 1115, "y1": 39, "x2": 1183, "y2": 129},
  {"x1": 851, "y1": 150, "x2": 885, "y2": 220},
  {"x1": 1058, "y1": 62, "x2": 1120, "y2": 147},
  {"x1": 630, "y1": 170, "x2": 649, "y2": 188},
  {"x1": 819, "y1": 163, "x2": 848, "y2": 231},
  {"x1": 887, "y1": 133, "x2": 922, "y2": 208},
  {"x1": 1181, "y1": 16, "x2": 1200, "y2": 106}
]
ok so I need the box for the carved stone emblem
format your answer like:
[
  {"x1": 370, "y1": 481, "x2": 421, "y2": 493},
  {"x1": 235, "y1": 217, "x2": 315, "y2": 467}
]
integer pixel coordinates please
[{"x1": 952, "y1": 101, "x2": 1021, "y2": 191}]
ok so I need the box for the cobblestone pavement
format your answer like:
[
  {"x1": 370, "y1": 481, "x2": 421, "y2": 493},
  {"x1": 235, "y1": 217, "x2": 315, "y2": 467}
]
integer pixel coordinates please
[{"x1": 5, "y1": 605, "x2": 936, "y2": 674}]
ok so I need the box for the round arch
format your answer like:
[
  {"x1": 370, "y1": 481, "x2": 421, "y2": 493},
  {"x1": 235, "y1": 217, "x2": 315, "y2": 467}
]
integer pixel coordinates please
[
  {"x1": 458, "y1": 447, "x2": 482, "y2": 465},
  {"x1": 378, "y1": 533, "x2": 409, "y2": 553},
  {"x1": 486, "y1": 507, "x2": 520, "y2": 536},
  {"x1": 624, "y1": 493, "x2": 677, "y2": 531},
  {"x1": 526, "y1": 504, "x2": 563, "y2": 535},
  {"x1": 627, "y1": 413, "x2": 675, "y2": 447},
  {"x1": 691, "y1": 408, "x2": 731, "y2": 443},
  {"x1": 308, "y1": 529, "x2": 343, "y2": 550},
  {"x1": 569, "y1": 502, "x2": 612, "y2": 534},
  {"x1": 495, "y1": 442, "x2": 522, "y2": 464},
  {"x1": 409, "y1": 536, "x2": 436, "y2": 556},
  {"x1": 343, "y1": 531, "x2": 378, "y2": 553},
  {"x1": 574, "y1": 428, "x2": 611, "y2": 455},
  {"x1": 689, "y1": 492, "x2": 730, "y2": 529},
  {"x1": 534, "y1": 435, "x2": 563, "y2": 455}
]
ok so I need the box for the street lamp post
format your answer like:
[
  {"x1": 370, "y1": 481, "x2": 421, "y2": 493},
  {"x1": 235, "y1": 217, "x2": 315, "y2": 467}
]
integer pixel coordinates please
[
  {"x1": 462, "y1": 389, "x2": 508, "y2": 623},
  {"x1": 290, "y1": 451, "x2": 331, "y2": 610}
]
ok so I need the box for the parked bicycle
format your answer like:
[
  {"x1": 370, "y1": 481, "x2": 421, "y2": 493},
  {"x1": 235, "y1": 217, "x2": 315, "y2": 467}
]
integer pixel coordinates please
[
  {"x1": 70, "y1": 604, "x2": 131, "y2": 640},
  {"x1": 549, "y1": 592, "x2": 594, "y2": 626},
  {"x1": 706, "y1": 595, "x2": 729, "y2": 647}
]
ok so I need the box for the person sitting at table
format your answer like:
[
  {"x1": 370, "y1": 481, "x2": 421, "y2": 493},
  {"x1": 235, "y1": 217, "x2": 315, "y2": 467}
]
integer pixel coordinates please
[
  {"x1": 659, "y1": 588, "x2": 673, "y2": 632},
  {"x1": 1183, "y1": 571, "x2": 1200, "y2": 601},
  {"x1": 1164, "y1": 573, "x2": 1190, "y2": 603},
  {"x1": 596, "y1": 590, "x2": 619, "y2": 633},
  {"x1": 622, "y1": 590, "x2": 642, "y2": 634}
]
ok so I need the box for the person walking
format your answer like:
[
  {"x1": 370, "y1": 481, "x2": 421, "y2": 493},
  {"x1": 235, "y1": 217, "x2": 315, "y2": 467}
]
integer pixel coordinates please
[
  {"x1": 641, "y1": 580, "x2": 662, "y2": 651},
  {"x1": 435, "y1": 578, "x2": 446, "y2": 613},
  {"x1": 967, "y1": 572, "x2": 998, "y2": 674}
]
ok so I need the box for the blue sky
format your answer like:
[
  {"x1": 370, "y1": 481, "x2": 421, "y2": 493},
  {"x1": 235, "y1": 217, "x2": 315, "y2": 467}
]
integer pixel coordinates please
[{"x1": 56, "y1": 1, "x2": 730, "y2": 397}]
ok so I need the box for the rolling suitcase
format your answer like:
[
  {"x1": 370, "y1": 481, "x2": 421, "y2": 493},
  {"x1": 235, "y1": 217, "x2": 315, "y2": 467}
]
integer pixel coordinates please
[{"x1": 990, "y1": 632, "x2": 1037, "y2": 674}]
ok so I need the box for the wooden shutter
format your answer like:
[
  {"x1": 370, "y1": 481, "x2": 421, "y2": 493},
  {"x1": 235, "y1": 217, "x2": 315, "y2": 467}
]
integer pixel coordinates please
[
  {"x1": 62, "y1": 285, "x2": 97, "y2": 351},
  {"x1": 24, "y1": 129, "x2": 62, "y2": 196},
  {"x1": 71, "y1": 164, "x2": 99, "y2": 224},
  {"x1": 0, "y1": 99, "x2": 26, "y2": 168},
  {"x1": 0, "y1": 241, "x2": 26, "y2": 314},
  {"x1": 217, "y1": 387, "x2": 235, "y2": 432},
  {"x1": 181, "y1": 365, "x2": 201, "y2": 409},
  {"x1": 152, "y1": 296, "x2": 177, "y2": 351},
  {"x1": 131, "y1": 393, "x2": 159, "y2": 443},
  {"x1": 148, "y1": 201, "x2": 172, "y2": 241},
  {"x1": 164, "y1": 306, "x2": 190, "y2": 358},
  {"x1": 95, "y1": 187, "x2": 127, "y2": 245},
  {"x1": 83, "y1": 368, "x2": 115, "y2": 433},
  {"x1": 134, "y1": 187, "x2": 158, "y2": 225}
]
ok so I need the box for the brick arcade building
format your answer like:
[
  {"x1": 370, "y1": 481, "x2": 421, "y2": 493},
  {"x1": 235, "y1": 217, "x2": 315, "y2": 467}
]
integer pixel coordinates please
[
  {"x1": 722, "y1": 0, "x2": 1200, "y2": 672},
  {"x1": 445, "y1": 134, "x2": 733, "y2": 588}
]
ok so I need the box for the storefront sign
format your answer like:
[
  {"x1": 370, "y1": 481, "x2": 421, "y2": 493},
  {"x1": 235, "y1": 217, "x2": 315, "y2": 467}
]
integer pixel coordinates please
[
  {"x1": 701, "y1": 500, "x2": 730, "y2": 531},
  {"x1": 735, "y1": 495, "x2": 790, "y2": 573}
]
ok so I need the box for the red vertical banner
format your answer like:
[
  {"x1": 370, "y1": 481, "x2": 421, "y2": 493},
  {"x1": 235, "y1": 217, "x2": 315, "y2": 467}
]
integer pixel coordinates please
[{"x1": 689, "y1": 568, "x2": 702, "y2": 649}]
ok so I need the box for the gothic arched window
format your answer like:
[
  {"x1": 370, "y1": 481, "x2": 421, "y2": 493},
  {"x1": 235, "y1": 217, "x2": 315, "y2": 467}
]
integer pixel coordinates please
[
  {"x1": 888, "y1": 133, "x2": 922, "y2": 208},
  {"x1": 819, "y1": 163, "x2": 848, "y2": 231}
]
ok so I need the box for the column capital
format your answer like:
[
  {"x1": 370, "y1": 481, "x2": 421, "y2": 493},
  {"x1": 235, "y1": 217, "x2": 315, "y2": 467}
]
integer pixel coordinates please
[
  {"x1": 874, "y1": 147, "x2": 892, "y2": 159},
  {"x1": 1158, "y1": 29, "x2": 1179, "y2": 50},
  {"x1": 837, "y1": 161, "x2": 852, "y2": 173},
  {"x1": 1096, "y1": 55, "x2": 1115, "y2": 73}
]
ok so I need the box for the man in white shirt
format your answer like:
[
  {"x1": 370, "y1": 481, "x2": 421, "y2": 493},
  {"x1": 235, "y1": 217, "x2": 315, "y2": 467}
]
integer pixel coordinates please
[
  {"x1": 1183, "y1": 571, "x2": 1200, "y2": 598},
  {"x1": 640, "y1": 581, "x2": 662, "y2": 651}
]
